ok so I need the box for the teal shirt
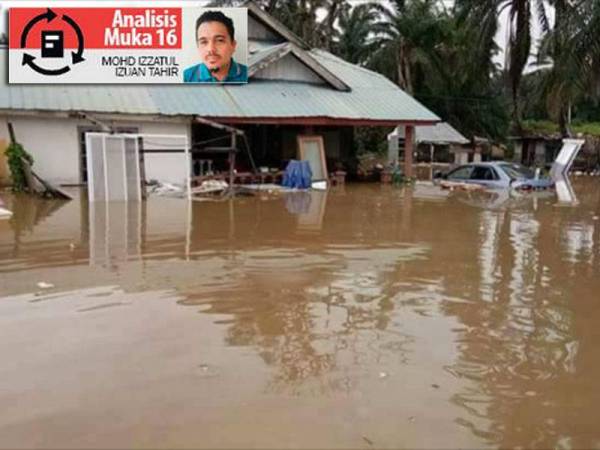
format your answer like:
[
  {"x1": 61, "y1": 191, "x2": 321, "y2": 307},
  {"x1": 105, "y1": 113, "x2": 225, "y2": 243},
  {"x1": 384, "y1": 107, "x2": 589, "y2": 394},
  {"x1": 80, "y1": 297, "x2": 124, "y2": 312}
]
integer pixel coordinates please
[{"x1": 183, "y1": 58, "x2": 248, "y2": 83}]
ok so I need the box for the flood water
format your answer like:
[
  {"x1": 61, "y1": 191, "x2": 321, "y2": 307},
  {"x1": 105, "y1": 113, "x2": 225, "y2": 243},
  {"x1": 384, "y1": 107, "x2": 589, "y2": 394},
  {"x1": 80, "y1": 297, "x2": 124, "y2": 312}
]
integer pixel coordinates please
[{"x1": 1, "y1": 180, "x2": 600, "y2": 449}]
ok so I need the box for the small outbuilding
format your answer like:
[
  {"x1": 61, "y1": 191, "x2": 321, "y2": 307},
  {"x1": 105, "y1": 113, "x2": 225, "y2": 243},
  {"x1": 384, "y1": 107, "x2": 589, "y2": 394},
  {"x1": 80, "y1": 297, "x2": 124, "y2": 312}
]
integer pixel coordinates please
[{"x1": 387, "y1": 121, "x2": 469, "y2": 167}]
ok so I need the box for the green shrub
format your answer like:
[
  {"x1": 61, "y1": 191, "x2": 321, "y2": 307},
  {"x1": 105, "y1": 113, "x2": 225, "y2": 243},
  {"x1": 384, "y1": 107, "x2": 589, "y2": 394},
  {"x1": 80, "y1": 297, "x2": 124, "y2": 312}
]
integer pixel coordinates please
[{"x1": 5, "y1": 142, "x2": 34, "y2": 192}]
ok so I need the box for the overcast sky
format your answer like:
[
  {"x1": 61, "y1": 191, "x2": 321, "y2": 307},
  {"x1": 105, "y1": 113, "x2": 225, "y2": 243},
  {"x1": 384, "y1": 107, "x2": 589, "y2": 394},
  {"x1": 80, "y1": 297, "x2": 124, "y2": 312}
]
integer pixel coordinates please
[{"x1": 1, "y1": 0, "x2": 552, "y2": 70}]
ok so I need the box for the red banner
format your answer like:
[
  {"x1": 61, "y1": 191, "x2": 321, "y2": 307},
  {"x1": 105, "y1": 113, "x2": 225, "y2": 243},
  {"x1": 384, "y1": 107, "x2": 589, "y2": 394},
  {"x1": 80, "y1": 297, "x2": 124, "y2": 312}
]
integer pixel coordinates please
[{"x1": 10, "y1": 8, "x2": 182, "y2": 50}]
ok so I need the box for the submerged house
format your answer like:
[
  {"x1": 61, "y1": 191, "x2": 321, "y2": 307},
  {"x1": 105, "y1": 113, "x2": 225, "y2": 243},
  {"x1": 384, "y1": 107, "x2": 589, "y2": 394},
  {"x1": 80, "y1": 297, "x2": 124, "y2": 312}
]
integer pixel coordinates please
[{"x1": 0, "y1": 2, "x2": 439, "y2": 187}]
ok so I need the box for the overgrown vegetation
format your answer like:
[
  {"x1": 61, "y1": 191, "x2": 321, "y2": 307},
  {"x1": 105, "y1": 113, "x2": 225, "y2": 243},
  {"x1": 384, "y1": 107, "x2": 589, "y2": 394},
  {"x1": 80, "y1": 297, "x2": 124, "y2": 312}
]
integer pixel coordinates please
[
  {"x1": 522, "y1": 120, "x2": 600, "y2": 137},
  {"x1": 5, "y1": 142, "x2": 34, "y2": 192}
]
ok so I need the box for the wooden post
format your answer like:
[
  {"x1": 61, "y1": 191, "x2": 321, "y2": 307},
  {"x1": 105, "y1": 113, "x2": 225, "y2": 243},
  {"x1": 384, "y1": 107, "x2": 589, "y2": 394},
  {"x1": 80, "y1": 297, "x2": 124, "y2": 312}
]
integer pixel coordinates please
[
  {"x1": 7, "y1": 123, "x2": 16, "y2": 144},
  {"x1": 228, "y1": 132, "x2": 237, "y2": 189},
  {"x1": 429, "y1": 143, "x2": 435, "y2": 180},
  {"x1": 404, "y1": 125, "x2": 415, "y2": 179}
]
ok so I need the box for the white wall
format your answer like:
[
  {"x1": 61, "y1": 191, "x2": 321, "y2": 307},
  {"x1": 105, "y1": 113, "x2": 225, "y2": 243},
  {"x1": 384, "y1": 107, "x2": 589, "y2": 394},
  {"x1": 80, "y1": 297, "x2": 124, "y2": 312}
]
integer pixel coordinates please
[
  {"x1": 0, "y1": 116, "x2": 80, "y2": 185},
  {"x1": 135, "y1": 121, "x2": 191, "y2": 186},
  {"x1": 0, "y1": 115, "x2": 191, "y2": 186}
]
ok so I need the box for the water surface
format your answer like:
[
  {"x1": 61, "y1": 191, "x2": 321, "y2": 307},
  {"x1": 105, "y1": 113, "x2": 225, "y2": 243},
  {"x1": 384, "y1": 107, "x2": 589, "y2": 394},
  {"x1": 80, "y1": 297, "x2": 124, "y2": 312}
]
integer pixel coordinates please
[{"x1": 1, "y1": 181, "x2": 599, "y2": 449}]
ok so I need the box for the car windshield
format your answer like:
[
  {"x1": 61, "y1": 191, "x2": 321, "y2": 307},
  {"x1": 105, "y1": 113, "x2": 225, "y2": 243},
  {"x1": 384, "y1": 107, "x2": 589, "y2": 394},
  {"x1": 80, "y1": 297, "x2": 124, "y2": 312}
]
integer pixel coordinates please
[{"x1": 498, "y1": 163, "x2": 535, "y2": 180}]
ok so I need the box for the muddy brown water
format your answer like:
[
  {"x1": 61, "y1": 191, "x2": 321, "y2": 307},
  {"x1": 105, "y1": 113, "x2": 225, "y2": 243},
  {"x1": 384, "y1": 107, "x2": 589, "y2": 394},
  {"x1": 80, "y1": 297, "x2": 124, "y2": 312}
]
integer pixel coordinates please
[{"x1": 1, "y1": 180, "x2": 600, "y2": 449}]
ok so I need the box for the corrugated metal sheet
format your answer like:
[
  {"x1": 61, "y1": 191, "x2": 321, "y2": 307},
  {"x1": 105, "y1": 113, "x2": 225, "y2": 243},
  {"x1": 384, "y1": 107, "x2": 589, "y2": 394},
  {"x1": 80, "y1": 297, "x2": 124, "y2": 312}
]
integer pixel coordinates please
[
  {"x1": 0, "y1": 47, "x2": 440, "y2": 123},
  {"x1": 391, "y1": 122, "x2": 469, "y2": 144}
]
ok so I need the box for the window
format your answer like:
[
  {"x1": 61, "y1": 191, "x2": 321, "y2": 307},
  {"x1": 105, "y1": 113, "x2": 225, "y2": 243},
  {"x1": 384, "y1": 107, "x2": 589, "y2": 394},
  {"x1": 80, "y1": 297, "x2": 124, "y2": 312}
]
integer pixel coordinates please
[
  {"x1": 447, "y1": 165, "x2": 473, "y2": 180},
  {"x1": 498, "y1": 163, "x2": 534, "y2": 180},
  {"x1": 470, "y1": 166, "x2": 497, "y2": 180}
]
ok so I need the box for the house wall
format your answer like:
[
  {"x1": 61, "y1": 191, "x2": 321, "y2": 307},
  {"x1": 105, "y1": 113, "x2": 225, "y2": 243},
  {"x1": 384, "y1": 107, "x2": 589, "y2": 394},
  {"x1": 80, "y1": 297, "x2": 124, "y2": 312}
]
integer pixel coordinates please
[
  {"x1": 513, "y1": 141, "x2": 523, "y2": 163},
  {"x1": 534, "y1": 141, "x2": 546, "y2": 166},
  {"x1": 0, "y1": 115, "x2": 190, "y2": 186},
  {"x1": 254, "y1": 54, "x2": 325, "y2": 84},
  {"x1": 0, "y1": 116, "x2": 80, "y2": 185},
  {"x1": 127, "y1": 121, "x2": 191, "y2": 186}
]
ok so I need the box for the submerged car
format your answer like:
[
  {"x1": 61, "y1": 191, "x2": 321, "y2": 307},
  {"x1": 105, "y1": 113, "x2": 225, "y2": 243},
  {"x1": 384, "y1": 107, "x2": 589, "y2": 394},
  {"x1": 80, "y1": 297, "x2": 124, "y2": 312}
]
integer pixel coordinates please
[{"x1": 434, "y1": 162, "x2": 554, "y2": 190}]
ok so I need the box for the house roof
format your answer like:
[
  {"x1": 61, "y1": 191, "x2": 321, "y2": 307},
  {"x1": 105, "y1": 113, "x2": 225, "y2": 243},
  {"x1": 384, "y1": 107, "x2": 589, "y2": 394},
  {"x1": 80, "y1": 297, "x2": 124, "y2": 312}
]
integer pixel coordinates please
[
  {"x1": 0, "y1": 3, "x2": 440, "y2": 126},
  {"x1": 390, "y1": 122, "x2": 469, "y2": 144}
]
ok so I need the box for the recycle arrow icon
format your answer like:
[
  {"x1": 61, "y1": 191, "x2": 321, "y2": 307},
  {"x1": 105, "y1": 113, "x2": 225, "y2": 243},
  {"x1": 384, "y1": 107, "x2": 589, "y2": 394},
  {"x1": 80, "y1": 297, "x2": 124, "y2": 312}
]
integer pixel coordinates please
[
  {"x1": 19, "y1": 7, "x2": 85, "y2": 74},
  {"x1": 62, "y1": 13, "x2": 85, "y2": 64},
  {"x1": 22, "y1": 53, "x2": 71, "y2": 76},
  {"x1": 20, "y1": 8, "x2": 57, "y2": 48}
]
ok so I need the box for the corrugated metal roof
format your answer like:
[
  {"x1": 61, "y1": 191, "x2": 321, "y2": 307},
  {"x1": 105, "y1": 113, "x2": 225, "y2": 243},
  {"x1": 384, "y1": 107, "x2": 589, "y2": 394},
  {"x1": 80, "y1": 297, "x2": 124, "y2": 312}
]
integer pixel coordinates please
[
  {"x1": 391, "y1": 122, "x2": 469, "y2": 144},
  {"x1": 0, "y1": 46, "x2": 440, "y2": 123}
]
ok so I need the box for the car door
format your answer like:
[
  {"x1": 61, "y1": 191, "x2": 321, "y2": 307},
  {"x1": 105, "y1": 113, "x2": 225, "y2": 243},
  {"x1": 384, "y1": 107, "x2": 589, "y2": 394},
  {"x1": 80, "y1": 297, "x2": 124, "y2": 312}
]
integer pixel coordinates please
[{"x1": 468, "y1": 166, "x2": 505, "y2": 188}]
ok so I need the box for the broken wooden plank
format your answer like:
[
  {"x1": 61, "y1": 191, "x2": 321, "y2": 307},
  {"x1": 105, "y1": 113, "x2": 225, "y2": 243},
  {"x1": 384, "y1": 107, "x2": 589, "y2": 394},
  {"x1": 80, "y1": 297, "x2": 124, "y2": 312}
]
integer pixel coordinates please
[{"x1": 20, "y1": 156, "x2": 72, "y2": 200}]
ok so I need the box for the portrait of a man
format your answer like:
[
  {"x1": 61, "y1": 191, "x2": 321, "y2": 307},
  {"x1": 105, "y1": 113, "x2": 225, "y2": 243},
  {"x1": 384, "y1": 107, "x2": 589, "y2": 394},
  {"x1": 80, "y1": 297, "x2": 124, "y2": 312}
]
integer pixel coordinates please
[{"x1": 183, "y1": 10, "x2": 248, "y2": 83}]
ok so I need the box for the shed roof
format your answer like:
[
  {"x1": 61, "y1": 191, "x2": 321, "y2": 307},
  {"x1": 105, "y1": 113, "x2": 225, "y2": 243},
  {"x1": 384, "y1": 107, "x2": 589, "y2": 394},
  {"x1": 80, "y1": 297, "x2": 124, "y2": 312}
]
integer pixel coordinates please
[{"x1": 390, "y1": 122, "x2": 469, "y2": 144}]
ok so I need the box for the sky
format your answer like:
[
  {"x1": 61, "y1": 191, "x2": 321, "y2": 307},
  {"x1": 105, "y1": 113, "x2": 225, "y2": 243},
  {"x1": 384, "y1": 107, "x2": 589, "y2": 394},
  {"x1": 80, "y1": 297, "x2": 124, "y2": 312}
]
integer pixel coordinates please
[{"x1": 0, "y1": 0, "x2": 552, "y2": 70}]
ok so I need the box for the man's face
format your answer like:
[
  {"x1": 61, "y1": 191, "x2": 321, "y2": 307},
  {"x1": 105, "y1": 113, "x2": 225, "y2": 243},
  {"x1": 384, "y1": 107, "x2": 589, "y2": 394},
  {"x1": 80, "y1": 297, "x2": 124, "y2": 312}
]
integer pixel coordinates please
[{"x1": 197, "y1": 21, "x2": 236, "y2": 71}]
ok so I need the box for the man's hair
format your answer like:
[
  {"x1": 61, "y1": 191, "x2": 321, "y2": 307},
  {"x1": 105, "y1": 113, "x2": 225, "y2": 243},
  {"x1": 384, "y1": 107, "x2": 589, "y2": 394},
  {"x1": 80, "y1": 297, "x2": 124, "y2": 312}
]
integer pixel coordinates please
[{"x1": 195, "y1": 11, "x2": 235, "y2": 41}]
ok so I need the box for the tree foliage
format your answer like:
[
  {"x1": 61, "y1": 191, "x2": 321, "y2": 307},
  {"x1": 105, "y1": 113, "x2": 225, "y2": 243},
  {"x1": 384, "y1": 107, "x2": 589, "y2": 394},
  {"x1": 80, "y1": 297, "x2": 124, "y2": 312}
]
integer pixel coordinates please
[{"x1": 216, "y1": 0, "x2": 599, "y2": 141}]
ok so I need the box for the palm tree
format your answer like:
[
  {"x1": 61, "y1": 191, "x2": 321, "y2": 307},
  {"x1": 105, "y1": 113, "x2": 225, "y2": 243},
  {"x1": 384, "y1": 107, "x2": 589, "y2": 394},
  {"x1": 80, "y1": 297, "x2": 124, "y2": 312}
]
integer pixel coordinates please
[
  {"x1": 373, "y1": 0, "x2": 445, "y2": 95},
  {"x1": 332, "y1": 2, "x2": 381, "y2": 66},
  {"x1": 455, "y1": 0, "x2": 551, "y2": 130},
  {"x1": 415, "y1": 12, "x2": 510, "y2": 139},
  {"x1": 255, "y1": 0, "x2": 342, "y2": 49},
  {"x1": 535, "y1": 0, "x2": 600, "y2": 135}
]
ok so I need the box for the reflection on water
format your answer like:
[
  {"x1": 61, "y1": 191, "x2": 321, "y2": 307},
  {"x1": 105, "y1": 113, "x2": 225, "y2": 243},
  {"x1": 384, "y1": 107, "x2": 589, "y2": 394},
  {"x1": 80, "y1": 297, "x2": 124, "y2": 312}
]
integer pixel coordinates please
[{"x1": 1, "y1": 181, "x2": 600, "y2": 448}]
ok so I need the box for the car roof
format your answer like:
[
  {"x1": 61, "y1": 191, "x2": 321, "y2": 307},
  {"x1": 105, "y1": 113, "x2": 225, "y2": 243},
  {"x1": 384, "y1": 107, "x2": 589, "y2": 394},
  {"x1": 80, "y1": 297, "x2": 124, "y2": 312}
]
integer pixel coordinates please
[{"x1": 459, "y1": 162, "x2": 505, "y2": 167}]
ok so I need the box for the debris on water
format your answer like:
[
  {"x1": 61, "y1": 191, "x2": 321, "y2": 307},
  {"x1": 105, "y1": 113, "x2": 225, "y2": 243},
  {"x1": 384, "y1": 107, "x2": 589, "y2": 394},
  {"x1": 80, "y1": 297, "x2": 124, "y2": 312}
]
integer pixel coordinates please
[
  {"x1": 69, "y1": 243, "x2": 76, "y2": 251},
  {"x1": 195, "y1": 363, "x2": 220, "y2": 378},
  {"x1": 147, "y1": 179, "x2": 185, "y2": 197},
  {"x1": 36, "y1": 282, "x2": 54, "y2": 289},
  {"x1": 362, "y1": 436, "x2": 374, "y2": 446},
  {"x1": 408, "y1": 416, "x2": 415, "y2": 423},
  {"x1": 192, "y1": 180, "x2": 229, "y2": 195},
  {"x1": 378, "y1": 371, "x2": 388, "y2": 379},
  {"x1": 0, "y1": 198, "x2": 12, "y2": 219},
  {"x1": 0, "y1": 206, "x2": 12, "y2": 219},
  {"x1": 431, "y1": 383, "x2": 440, "y2": 389},
  {"x1": 525, "y1": 390, "x2": 537, "y2": 397},
  {"x1": 593, "y1": 216, "x2": 599, "y2": 221}
]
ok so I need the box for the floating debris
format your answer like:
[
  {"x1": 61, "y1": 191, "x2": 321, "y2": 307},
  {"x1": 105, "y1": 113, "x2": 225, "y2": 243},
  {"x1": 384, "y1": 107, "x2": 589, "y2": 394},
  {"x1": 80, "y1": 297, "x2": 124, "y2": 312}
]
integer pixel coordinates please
[
  {"x1": 0, "y1": 198, "x2": 12, "y2": 219},
  {"x1": 0, "y1": 206, "x2": 12, "y2": 220},
  {"x1": 147, "y1": 180, "x2": 186, "y2": 198},
  {"x1": 362, "y1": 436, "x2": 374, "y2": 446},
  {"x1": 192, "y1": 180, "x2": 229, "y2": 195},
  {"x1": 36, "y1": 282, "x2": 54, "y2": 289}
]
